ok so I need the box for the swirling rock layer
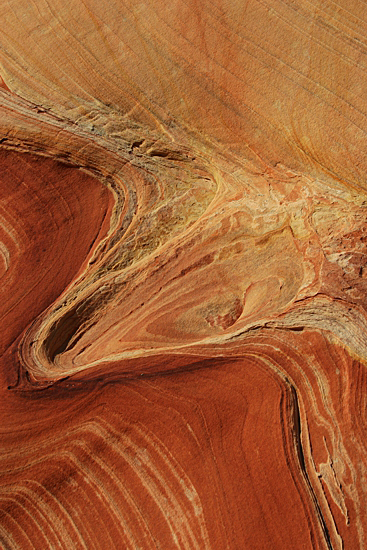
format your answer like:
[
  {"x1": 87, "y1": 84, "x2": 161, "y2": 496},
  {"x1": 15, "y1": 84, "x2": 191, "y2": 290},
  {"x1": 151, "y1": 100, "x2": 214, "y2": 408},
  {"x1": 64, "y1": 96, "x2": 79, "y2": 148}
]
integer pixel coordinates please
[{"x1": 1, "y1": 0, "x2": 367, "y2": 548}]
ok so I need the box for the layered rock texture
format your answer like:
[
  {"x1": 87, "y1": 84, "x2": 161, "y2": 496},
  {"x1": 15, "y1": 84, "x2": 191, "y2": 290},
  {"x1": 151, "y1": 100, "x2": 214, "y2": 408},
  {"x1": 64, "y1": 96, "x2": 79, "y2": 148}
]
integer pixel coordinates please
[{"x1": 1, "y1": 0, "x2": 367, "y2": 548}]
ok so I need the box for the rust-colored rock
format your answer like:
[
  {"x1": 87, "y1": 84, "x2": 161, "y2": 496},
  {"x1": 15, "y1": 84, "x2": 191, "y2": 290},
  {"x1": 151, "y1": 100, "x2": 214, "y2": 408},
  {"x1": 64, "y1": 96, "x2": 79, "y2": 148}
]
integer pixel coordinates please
[{"x1": 1, "y1": 0, "x2": 367, "y2": 548}]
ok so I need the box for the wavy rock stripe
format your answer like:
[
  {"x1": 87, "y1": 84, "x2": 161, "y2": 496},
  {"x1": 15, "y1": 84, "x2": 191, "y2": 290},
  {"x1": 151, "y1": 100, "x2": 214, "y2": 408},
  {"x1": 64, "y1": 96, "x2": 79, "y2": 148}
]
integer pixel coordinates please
[
  {"x1": 0, "y1": 0, "x2": 367, "y2": 548},
  {"x1": 0, "y1": 416, "x2": 211, "y2": 549},
  {"x1": 1, "y1": 353, "x2": 338, "y2": 549}
]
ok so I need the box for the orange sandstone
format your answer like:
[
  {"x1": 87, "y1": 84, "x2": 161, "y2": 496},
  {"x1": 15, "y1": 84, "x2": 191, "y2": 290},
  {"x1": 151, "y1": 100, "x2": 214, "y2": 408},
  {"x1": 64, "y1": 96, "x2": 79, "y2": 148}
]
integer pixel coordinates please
[{"x1": 0, "y1": 0, "x2": 367, "y2": 548}]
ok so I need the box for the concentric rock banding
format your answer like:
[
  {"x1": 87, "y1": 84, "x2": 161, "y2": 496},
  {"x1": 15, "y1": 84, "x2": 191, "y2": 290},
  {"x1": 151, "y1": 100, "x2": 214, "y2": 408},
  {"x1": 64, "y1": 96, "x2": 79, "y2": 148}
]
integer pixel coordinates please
[{"x1": 1, "y1": 0, "x2": 367, "y2": 548}]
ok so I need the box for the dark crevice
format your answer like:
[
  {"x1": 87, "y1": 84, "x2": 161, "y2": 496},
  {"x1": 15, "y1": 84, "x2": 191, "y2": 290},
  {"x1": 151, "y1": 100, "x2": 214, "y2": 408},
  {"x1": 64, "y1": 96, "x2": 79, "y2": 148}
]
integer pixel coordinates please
[
  {"x1": 130, "y1": 139, "x2": 145, "y2": 153},
  {"x1": 44, "y1": 286, "x2": 115, "y2": 362},
  {"x1": 290, "y1": 385, "x2": 334, "y2": 550}
]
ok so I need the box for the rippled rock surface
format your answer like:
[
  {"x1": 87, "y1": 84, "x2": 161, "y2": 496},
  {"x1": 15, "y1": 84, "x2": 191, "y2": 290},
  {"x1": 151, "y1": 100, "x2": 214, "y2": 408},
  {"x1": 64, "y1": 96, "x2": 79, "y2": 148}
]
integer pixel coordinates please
[{"x1": 1, "y1": 1, "x2": 367, "y2": 548}]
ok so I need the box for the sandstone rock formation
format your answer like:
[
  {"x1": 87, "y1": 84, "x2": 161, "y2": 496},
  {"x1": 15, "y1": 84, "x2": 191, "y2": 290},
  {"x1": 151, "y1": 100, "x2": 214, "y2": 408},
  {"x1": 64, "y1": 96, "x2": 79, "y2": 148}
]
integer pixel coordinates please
[{"x1": 1, "y1": 0, "x2": 367, "y2": 548}]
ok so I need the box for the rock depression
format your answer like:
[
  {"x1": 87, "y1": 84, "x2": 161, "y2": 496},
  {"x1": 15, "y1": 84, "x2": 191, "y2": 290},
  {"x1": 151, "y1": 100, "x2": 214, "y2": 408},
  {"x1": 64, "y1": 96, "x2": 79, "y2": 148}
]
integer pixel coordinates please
[{"x1": 1, "y1": 0, "x2": 367, "y2": 548}]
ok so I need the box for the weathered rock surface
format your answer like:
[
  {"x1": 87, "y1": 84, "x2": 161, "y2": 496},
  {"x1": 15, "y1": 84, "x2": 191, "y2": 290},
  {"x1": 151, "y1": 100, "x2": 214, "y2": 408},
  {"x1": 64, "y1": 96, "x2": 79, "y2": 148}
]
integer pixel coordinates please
[{"x1": 1, "y1": 0, "x2": 367, "y2": 548}]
